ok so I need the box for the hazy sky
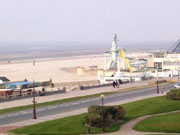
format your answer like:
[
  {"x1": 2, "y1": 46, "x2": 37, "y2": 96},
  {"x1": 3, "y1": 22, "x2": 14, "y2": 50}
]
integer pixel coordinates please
[{"x1": 0, "y1": 0, "x2": 180, "y2": 43}]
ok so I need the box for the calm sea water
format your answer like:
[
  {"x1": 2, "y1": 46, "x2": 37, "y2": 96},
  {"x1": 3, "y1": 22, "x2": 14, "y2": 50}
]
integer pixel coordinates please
[{"x1": 0, "y1": 41, "x2": 172, "y2": 61}]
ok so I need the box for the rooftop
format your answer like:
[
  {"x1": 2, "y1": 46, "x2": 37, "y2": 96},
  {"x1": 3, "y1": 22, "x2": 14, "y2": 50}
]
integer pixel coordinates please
[
  {"x1": 167, "y1": 39, "x2": 180, "y2": 54},
  {"x1": 0, "y1": 77, "x2": 10, "y2": 82}
]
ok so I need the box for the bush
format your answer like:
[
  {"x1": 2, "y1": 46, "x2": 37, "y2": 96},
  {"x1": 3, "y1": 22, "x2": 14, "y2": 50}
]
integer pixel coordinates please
[
  {"x1": 167, "y1": 89, "x2": 180, "y2": 100},
  {"x1": 85, "y1": 105, "x2": 125, "y2": 127},
  {"x1": 114, "y1": 106, "x2": 126, "y2": 120},
  {"x1": 85, "y1": 113, "x2": 102, "y2": 127},
  {"x1": 88, "y1": 105, "x2": 101, "y2": 115}
]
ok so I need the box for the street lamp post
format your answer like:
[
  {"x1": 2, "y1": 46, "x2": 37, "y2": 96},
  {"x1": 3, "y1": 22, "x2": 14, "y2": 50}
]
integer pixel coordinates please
[
  {"x1": 156, "y1": 69, "x2": 159, "y2": 94},
  {"x1": 100, "y1": 94, "x2": 104, "y2": 133},
  {"x1": 32, "y1": 81, "x2": 37, "y2": 119}
]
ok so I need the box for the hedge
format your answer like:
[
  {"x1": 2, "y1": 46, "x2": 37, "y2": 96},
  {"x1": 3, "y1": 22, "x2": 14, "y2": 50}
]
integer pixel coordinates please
[{"x1": 85, "y1": 105, "x2": 125, "y2": 127}]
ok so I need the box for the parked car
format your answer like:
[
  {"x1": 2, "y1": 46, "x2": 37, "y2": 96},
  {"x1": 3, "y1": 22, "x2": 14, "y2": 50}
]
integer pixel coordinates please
[{"x1": 174, "y1": 83, "x2": 180, "y2": 89}]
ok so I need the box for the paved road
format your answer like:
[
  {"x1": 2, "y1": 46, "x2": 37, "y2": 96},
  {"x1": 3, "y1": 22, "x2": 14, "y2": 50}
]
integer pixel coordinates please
[{"x1": 0, "y1": 84, "x2": 174, "y2": 125}]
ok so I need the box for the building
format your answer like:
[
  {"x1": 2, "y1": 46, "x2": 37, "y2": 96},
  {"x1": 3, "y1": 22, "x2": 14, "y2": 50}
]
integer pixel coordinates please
[
  {"x1": 147, "y1": 39, "x2": 180, "y2": 75},
  {"x1": 0, "y1": 80, "x2": 50, "y2": 99},
  {"x1": 167, "y1": 39, "x2": 180, "y2": 54},
  {"x1": 0, "y1": 77, "x2": 10, "y2": 84}
]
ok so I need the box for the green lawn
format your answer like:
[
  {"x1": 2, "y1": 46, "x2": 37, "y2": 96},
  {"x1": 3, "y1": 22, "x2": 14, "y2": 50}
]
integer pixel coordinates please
[
  {"x1": 0, "y1": 82, "x2": 168, "y2": 115},
  {"x1": 10, "y1": 113, "x2": 126, "y2": 135},
  {"x1": 10, "y1": 96, "x2": 180, "y2": 135},
  {"x1": 123, "y1": 94, "x2": 180, "y2": 119},
  {"x1": 134, "y1": 112, "x2": 180, "y2": 133}
]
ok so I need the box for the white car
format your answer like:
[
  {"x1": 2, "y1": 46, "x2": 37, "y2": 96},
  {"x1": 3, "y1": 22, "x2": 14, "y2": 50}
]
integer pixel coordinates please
[{"x1": 174, "y1": 83, "x2": 180, "y2": 89}]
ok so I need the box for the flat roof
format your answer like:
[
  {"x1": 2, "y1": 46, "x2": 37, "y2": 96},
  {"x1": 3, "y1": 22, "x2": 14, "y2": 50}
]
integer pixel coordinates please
[
  {"x1": 6, "y1": 81, "x2": 36, "y2": 86},
  {"x1": 5, "y1": 81, "x2": 39, "y2": 89}
]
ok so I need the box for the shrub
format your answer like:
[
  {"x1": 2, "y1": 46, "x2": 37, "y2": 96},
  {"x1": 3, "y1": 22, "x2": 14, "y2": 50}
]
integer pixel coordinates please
[
  {"x1": 88, "y1": 105, "x2": 101, "y2": 115},
  {"x1": 85, "y1": 105, "x2": 125, "y2": 127},
  {"x1": 85, "y1": 113, "x2": 102, "y2": 127},
  {"x1": 167, "y1": 89, "x2": 180, "y2": 100},
  {"x1": 114, "y1": 106, "x2": 126, "y2": 120}
]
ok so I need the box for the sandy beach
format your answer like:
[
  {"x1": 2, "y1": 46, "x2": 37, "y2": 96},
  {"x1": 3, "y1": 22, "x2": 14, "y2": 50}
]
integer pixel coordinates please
[{"x1": 0, "y1": 54, "x2": 105, "y2": 83}]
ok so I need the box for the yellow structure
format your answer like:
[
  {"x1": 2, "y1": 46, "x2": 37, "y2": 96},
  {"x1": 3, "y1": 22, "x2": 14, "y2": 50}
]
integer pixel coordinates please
[{"x1": 119, "y1": 49, "x2": 132, "y2": 72}]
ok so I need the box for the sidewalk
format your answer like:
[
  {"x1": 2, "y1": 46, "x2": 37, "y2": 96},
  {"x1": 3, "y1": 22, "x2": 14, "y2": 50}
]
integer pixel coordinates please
[{"x1": 0, "y1": 81, "x2": 149, "y2": 110}]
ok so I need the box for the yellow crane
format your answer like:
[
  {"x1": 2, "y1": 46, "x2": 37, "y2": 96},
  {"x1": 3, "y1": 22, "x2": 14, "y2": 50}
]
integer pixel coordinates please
[{"x1": 119, "y1": 49, "x2": 132, "y2": 72}]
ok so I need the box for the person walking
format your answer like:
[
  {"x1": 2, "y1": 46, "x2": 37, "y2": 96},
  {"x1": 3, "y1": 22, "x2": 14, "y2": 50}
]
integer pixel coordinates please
[
  {"x1": 118, "y1": 79, "x2": 121, "y2": 84},
  {"x1": 115, "y1": 81, "x2": 118, "y2": 88},
  {"x1": 117, "y1": 80, "x2": 120, "y2": 88},
  {"x1": 113, "y1": 81, "x2": 115, "y2": 88},
  {"x1": 33, "y1": 60, "x2": 36, "y2": 66},
  {"x1": 118, "y1": 79, "x2": 121, "y2": 87}
]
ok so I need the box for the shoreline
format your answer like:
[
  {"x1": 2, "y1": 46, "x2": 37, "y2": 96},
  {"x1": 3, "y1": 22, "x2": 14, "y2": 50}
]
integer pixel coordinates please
[
  {"x1": 0, "y1": 53, "x2": 104, "y2": 65},
  {"x1": 0, "y1": 48, "x2": 158, "y2": 65}
]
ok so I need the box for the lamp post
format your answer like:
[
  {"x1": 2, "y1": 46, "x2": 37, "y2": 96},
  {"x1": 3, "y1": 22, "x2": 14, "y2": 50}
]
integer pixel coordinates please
[
  {"x1": 100, "y1": 94, "x2": 104, "y2": 133},
  {"x1": 154, "y1": 63, "x2": 159, "y2": 94},
  {"x1": 32, "y1": 81, "x2": 37, "y2": 119},
  {"x1": 156, "y1": 68, "x2": 159, "y2": 94}
]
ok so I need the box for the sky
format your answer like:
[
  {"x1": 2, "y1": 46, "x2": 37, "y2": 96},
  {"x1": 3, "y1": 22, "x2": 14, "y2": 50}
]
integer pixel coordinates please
[{"x1": 0, "y1": 0, "x2": 180, "y2": 44}]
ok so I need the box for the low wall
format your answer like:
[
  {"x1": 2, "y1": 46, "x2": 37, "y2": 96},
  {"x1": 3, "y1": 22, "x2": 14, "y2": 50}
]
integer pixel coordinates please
[
  {"x1": 149, "y1": 80, "x2": 167, "y2": 85},
  {"x1": 79, "y1": 83, "x2": 112, "y2": 90},
  {"x1": 54, "y1": 80, "x2": 99, "y2": 87},
  {"x1": 148, "y1": 77, "x2": 178, "y2": 85}
]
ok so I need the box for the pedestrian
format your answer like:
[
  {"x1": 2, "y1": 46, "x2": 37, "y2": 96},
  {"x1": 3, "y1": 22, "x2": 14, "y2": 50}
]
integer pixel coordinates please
[
  {"x1": 113, "y1": 81, "x2": 116, "y2": 88},
  {"x1": 52, "y1": 83, "x2": 54, "y2": 88},
  {"x1": 161, "y1": 86, "x2": 164, "y2": 94},
  {"x1": 42, "y1": 87, "x2": 45, "y2": 96},
  {"x1": 42, "y1": 87, "x2": 45, "y2": 92},
  {"x1": 119, "y1": 79, "x2": 122, "y2": 84},
  {"x1": 117, "y1": 80, "x2": 120, "y2": 88},
  {"x1": 33, "y1": 60, "x2": 36, "y2": 66},
  {"x1": 118, "y1": 79, "x2": 121, "y2": 87},
  {"x1": 115, "y1": 81, "x2": 118, "y2": 88}
]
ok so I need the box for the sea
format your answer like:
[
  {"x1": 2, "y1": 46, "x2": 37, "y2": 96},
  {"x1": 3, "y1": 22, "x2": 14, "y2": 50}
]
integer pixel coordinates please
[{"x1": 0, "y1": 41, "x2": 173, "y2": 62}]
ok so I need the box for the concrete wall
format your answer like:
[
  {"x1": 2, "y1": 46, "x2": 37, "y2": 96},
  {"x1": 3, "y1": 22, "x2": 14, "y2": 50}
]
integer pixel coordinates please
[
  {"x1": 54, "y1": 80, "x2": 99, "y2": 87},
  {"x1": 69, "y1": 67, "x2": 77, "y2": 73},
  {"x1": 84, "y1": 69, "x2": 97, "y2": 76}
]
